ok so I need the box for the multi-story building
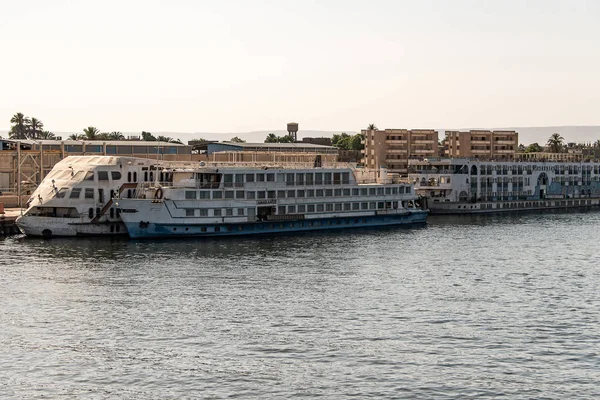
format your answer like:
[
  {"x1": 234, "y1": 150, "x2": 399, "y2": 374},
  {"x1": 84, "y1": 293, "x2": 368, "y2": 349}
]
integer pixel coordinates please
[
  {"x1": 445, "y1": 130, "x2": 518, "y2": 160},
  {"x1": 361, "y1": 128, "x2": 438, "y2": 174}
]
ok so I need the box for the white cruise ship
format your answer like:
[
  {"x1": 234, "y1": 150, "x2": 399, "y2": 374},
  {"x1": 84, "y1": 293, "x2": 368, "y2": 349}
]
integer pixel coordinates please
[
  {"x1": 115, "y1": 159, "x2": 428, "y2": 238},
  {"x1": 16, "y1": 156, "x2": 172, "y2": 236},
  {"x1": 408, "y1": 158, "x2": 600, "y2": 214}
]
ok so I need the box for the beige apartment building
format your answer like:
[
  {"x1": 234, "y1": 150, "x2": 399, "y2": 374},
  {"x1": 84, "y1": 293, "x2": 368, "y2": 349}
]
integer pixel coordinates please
[
  {"x1": 445, "y1": 130, "x2": 518, "y2": 160},
  {"x1": 361, "y1": 129, "x2": 439, "y2": 174}
]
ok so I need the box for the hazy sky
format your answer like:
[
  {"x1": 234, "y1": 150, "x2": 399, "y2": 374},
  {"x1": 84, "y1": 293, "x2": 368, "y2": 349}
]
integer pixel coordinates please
[{"x1": 1, "y1": 0, "x2": 599, "y2": 134}]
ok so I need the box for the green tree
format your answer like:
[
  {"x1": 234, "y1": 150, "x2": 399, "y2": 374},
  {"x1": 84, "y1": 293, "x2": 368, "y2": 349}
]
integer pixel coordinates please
[
  {"x1": 229, "y1": 136, "x2": 246, "y2": 143},
  {"x1": 518, "y1": 144, "x2": 526, "y2": 152},
  {"x1": 28, "y1": 117, "x2": 44, "y2": 139},
  {"x1": 265, "y1": 133, "x2": 278, "y2": 143},
  {"x1": 9, "y1": 112, "x2": 31, "y2": 139},
  {"x1": 525, "y1": 142, "x2": 543, "y2": 153},
  {"x1": 142, "y1": 131, "x2": 156, "y2": 141},
  {"x1": 348, "y1": 133, "x2": 363, "y2": 150},
  {"x1": 156, "y1": 135, "x2": 173, "y2": 142},
  {"x1": 83, "y1": 126, "x2": 100, "y2": 140},
  {"x1": 68, "y1": 134, "x2": 82, "y2": 140},
  {"x1": 39, "y1": 130, "x2": 56, "y2": 140},
  {"x1": 108, "y1": 131, "x2": 125, "y2": 140},
  {"x1": 547, "y1": 133, "x2": 564, "y2": 153},
  {"x1": 367, "y1": 123, "x2": 377, "y2": 130}
]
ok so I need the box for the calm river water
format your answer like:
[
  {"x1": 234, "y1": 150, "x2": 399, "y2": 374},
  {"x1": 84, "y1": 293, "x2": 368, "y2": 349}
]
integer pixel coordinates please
[{"x1": 1, "y1": 212, "x2": 599, "y2": 399}]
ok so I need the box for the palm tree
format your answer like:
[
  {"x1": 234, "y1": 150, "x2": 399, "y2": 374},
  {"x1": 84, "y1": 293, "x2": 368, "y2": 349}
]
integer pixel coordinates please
[
  {"x1": 97, "y1": 132, "x2": 110, "y2": 140},
  {"x1": 83, "y1": 126, "x2": 100, "y2": 140},
  {"x1": 68, "y1": 134, "x2": 82, "y2": 140},
  {"x1": 39, "y1": 130, "x2": 56, "y2": 140},
  {"x1": 229, "y1": 136, "x2": 245, "y2": 143},
  {"x1": 367, "y1": 123, "x2": 377, "y2": 131},
  {"x1": 142, "y1": 131, "x2": 156, "y2": 141},
  {"x1": 108, "y1": 131, "x2": 125, "y2": 140},
  {"x1": 9, "y1": 112, "x2": 31, "y2": 139},
  {"x1": 28, "y1": 117, "x2": 44, "y2": 139},
  {"x1": 547, "y1": 133, "x2": 564, "y2": 153},
  {"x1": 265, "y1": 133, "x2": 278, "y2": 143},
  {"x1": 156, "y1": 135, "x2": 173, "y2": 142}
]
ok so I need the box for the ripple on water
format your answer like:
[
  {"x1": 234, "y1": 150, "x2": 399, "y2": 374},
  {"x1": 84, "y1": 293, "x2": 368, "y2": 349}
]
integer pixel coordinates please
[{"x1": 1, "y1": 211, "x2": 600, "y2": 398}]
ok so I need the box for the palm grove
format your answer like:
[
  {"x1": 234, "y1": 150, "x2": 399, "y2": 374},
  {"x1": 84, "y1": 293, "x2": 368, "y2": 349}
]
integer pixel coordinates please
[{"x1": 7, "y1": 112, "x2": 182, "y2": 143}]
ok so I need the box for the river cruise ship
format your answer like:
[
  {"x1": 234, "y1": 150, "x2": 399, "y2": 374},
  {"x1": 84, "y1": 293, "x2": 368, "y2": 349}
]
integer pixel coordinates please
[
  {"x1": 408, "y1": 158, "x2": 600, "y2": 214},
  {"x1": 115, "y1": 159, "x2": 427, "y2": 238},
  {"x1": 16, "y1": 156, "x2": 167, "y2": 236}
]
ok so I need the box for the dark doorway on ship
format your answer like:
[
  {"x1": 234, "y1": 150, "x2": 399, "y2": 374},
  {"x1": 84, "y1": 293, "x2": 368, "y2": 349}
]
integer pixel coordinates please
[{"x1": 257, "y1": 206, "x2": 274, "y2": 221}]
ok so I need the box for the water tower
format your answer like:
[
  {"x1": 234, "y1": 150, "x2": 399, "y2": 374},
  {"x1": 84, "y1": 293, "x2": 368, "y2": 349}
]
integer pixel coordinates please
[{"x1": 287, "y1": 122, "x2": 299, "y2": 142}]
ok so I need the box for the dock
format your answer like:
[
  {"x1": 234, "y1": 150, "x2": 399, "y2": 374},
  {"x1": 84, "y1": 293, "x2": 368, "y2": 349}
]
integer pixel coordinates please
[{"x1": 0, "y1": 207, "x2": 23, "y2": 236}]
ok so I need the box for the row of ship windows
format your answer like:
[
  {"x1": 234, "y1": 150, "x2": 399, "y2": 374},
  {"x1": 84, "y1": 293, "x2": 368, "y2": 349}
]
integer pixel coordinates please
[
  {"x1": 221, "y1": 172, "x2": 352, "y2": 186},
  {"x1": 184, "y1": 201, "x2": 398, "y2": 217},
  {"x1": 185, "y1": 186, "x2": 410, "y2": 200}
]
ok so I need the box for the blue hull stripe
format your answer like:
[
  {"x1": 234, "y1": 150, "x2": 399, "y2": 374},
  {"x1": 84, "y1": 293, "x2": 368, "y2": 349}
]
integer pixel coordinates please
[{"x1": 126, "y1": 212, "x2": 428, "y2": 238}]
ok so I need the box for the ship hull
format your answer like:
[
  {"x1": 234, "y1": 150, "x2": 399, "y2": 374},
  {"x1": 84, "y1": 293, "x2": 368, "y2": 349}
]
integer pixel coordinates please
[
  {"x1": 123, "y1": 211, "x2": 428, "y2": 239},
  {"x1": 426, "y1": 197, "x2": 600, "y2": 215},
  {"x1": 16, "y1": 215, "x2": 128, "y2": 237}
]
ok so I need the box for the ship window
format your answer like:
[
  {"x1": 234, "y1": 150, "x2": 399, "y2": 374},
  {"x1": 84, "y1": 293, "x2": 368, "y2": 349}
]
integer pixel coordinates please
[
  {"x1": 277, "y1": 190, "x2": 286, "y2": 198},
  {"x1": 235, "y1": 174, "x2": 244, "y2": 186},
  {"x1": 343, "y1": 189, "x2": 351, "y2": 196},
  {"x1": 325, "y1": 189, "x2": 333, "y2": 196},
  {"x1": 185, "y1": 191, "x2": 197, "y2": 200},
  {"x1": 278, "y1": 206, "x2": 286, "y2": 214},
  {"x1": 316, "y1": 204, "x2": 324, "y2": 212},
  {"x1": 226, "y1": 209, "x2": 233, "y2": 216},
  {"x1": 361, "y1": 202, "x2": 369, "y2": 210},
  {"x1": 335, "y1": 189, "x2": 342, "y2": 196},
  {"x1": 352, "y1": 188, "x2": 359, "y2": 196},
  {"x1": 288, "y1": 205, "x2": 296, "y2": 213},
  {"x1": 133, "y1": 172, "x2": 137, "y2": 182},
  {"x1": 306, "y1": 173, "x2": 313, "y2": 185},
  {"x1": 214, "y1": 209, "x2": 222, "y2": 217},
  {"x1": 69, "y1": 188, "x2": 82, "y2": 199},
  {"x1": 246, "y1": 174, "x2": 254, "y2": 182},
  {"x1": 257, "y1": 173, "x2": 265, "y2": 182},
  {"x1": 98, "y1": 171, "x2": 109, "y2": 181},
  {"x1": 199, "y1": 209, "x2": 208, "y2": 216},
  {"x1": 236, "y1": 190, "x2": 245, "y2": 199},
  {"x1": 186, "y1": 209, "x2": 195, "y2": 217},
  {"x1": 324, "y1": 173, "x2": 332, "y2": 185},
  {"x1": 266, "y1": 173, "x2": 275, "y2": 182},
  {"x1": 385, "y1": 188, "x2": 391, "y2": 195},
  {"x1": 307, "y1": 189, "x2": 315, "y2": 197},
  {"x1": 110, "y1": 208, "x2": 115, "y2": 218},
  {"x1": 267, "y1": 191, "x2": 275, "y2": 199},
  {"x1": 56, "y1": 188, "x2": 69, "y2": 198},
  {"x1": 111, "y1": 171, "x2": 121, "y2": 180},
  {"x1": 298, "y1": 205, "x2": 306, "y2": 213},
  {"x1": 213, "y1": 191, "x2": 222, "y2": 199},
  {"x1": 225, "y1": 191, "x2": 234, "y2": 199},
  {"x1": 369, "y1": 188, "x2": 376, "y2": 195},
  {"x1": 85, "y1": 188, "x2": 94, "y2": 199},
  {"x1": 84, "y1": 171, "x2": 94, "y2": 181},
  {"x1": 88, "y1": 208, "x2": 94, "y2": 218},
  {"x1": 392, "y1": 187, "x2": 398, "y2": 194},
  {"x1": 335, "y1": 203, "x2": 342, "y2": 211},
  {"x1": 257, "y1": 191, "x2": 266, "y2": 199},
  {"x1": 287, "y1": 190, "x2": 295, "y2": 198},
  {"x1": 307, "y1": 204, "x2": 315, "y2": 213},
  {"x1": 378, "y1": 202, "x2": 384, "y2": 209},
  {"x1": 333, "y1": 173, "x2": 341, "y2": 184},
  {"x1": 316, "y1": 189, "x2": 324, "y2": 197},
  {"x1": 297, "y1": 190, "x2": 305, "y2": 198},
  {"x1": 370, "y1": 202, "x2": 376, "y2": 209},
  {"x1": 246, "y1": 191, "x2": 255, "y2": 199},
  {"x1": 377, "y1": 188, "x2": 384, "y2": 195},
  {"x1": 326, "y1": 203, "x2": 333, "y2": 212},
  {"x1": 342, "y1": 172, "x2": 350, "y2": 184},
  {"x1": 214, "y1": 226, "x2": 220, "y2": 232},
  {"x1": 128, "y1": 172, "x2": 132, "y2": 182},
  {"x1": 237, "y1": 208, "x2": 245, "y2": 216},
  {"x1": 344, "y1": 203, "x2": 351, "y2": 211},
  {"x1": 286, "y1": 173, "x2": 294, "y2": 185},
  {"x1": 296, "y1": 173, "x2": 304, "y2": 185},
  {"x1": 315, "y1": 173, "x2": 323, "y2": 185},
  {"x1": 361, "y1": 188, "x2": 368, "y2": 196},
  {"x1": 223, "y1": 174, "x2": 233, "y2": 187}
]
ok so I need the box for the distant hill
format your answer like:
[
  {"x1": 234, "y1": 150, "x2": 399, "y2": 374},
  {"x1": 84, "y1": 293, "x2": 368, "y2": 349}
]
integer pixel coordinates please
[{"x1": 1, "y1": 126, "x2": 598, "y2": 145}]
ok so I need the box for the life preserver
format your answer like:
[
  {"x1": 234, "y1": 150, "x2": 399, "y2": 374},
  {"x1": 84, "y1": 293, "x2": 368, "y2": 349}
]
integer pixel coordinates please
[{"x1": 154, "y1": 188, "x2": 163, "y2": 200}]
